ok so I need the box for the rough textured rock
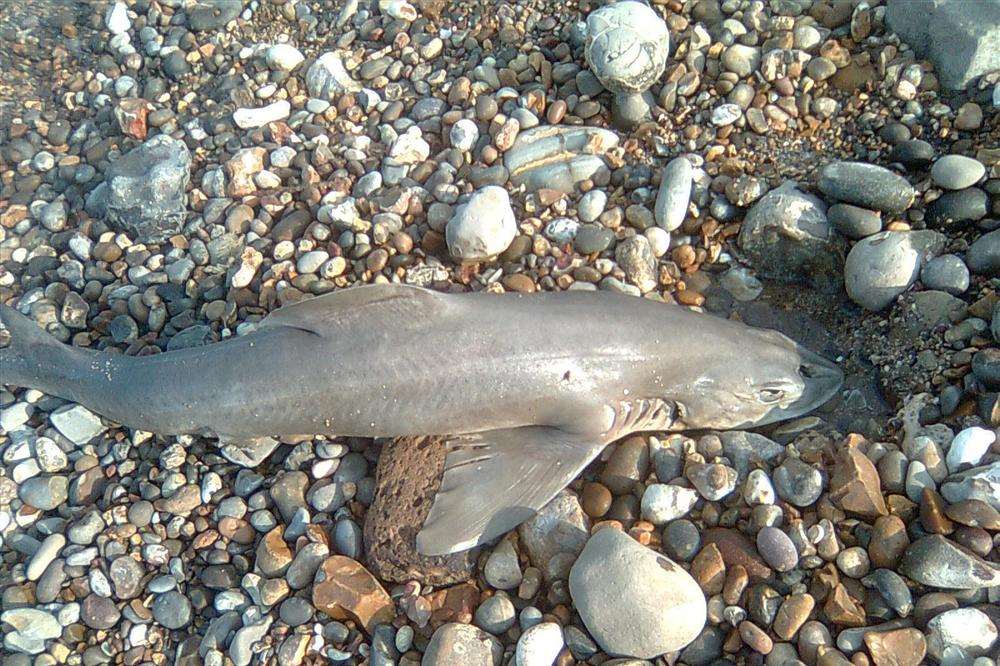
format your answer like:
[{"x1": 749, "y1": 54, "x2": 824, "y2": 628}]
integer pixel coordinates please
[
  {"x1": 584, "y1": 1, "x2": 670, "y2": 94},
  {"x1": 306, "y1": 51, "x2": 361, "y2": 98},
  {"x1": 829, "y1": 445, "x2": 888, "y2": 518},
  {"x1": 898, "y1": 534, "x2": 1000, "y2": 589},
  {"x1": 738, "y1": 182, "x2": 845, "y2": 292},
  {"x1": 101, "y1": 135, "x2": 191, "y2": 242},
  {"x1": 569, "y1": 527, "x2": 706, "y2": 658},
  {"x1": 364, "y1": 436, "x2": 476, "y2": 585},
  {"x1": 423, "y1": 623, "x2": 503, "y2": 666},
  {"x1": 886, "y1": 0, "x2": 1000, "y2": 90}
]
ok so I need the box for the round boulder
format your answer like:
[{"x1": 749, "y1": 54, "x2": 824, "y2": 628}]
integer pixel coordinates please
[{"x1": 568, "y1": 527, "x2": 706, "y2": 659}]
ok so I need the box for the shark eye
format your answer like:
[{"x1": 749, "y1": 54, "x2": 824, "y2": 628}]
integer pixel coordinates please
[{"x1": 758, "y1": 388, "x2": 785, "y2": 404}]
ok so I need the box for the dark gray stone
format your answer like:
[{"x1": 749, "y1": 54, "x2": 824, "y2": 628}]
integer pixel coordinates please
[
  {"x1": 966, "y1": 229, "x2": 1000, "y2": 275},
  {"x1": 188, "y1": 0, "x2": 243, "y2": 31},
  {"x1": 828, "y1": 203, "x2": 882, "y2": 240},
  {"x1": 926, "y1": 188, "x2": 989, "y2": 226},
  {"x1": 818, "y1": 161, "x2": 915, "y2": 213},
  {"x1": 737, "y1": 182, "x2": 846, "y2": 293}
]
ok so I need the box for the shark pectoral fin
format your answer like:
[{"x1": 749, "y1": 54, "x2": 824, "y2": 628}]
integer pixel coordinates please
[
  {"x1": 218, "y1": 436, "x2": 280, "y2": 467},
  {"x1": 415, "y1": 426, "x2": 605, "y2": 557}
]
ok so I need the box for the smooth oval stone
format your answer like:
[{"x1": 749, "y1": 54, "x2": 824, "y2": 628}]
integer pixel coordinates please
[
  {"x1": 844, "y1": 230, "x2": 946, "y2": 311},
  {"x1": 966, "y1": 229, "x2": 1000, "y2": 275},
  {"x1": 920, "y1": 254, "x2": 970, "y2": 295},
  {"x1": 930, "y1": 155, "x2": 986, "y2": 190},
  {"x1": 818, "y1": 161, "x2": 916, "y2": 213},
  {"x1": 926, "y1": 188, "x2": 989, "y2": 226},
  {"x1": 890, "y1": 139, "x2": 934, "y2": 168},
  {"x1": 828, "y1": 203, "x2": 882, "y2": 239},
  {"x1": 898, "y1": 534, "x2": 1000, "y2": 589},
  {"x1": 654, "y1": 157, "x2": 694, "y2": 232},
  {"x1": 569, "y1": 527, "x2": 706, "y2": 658}
]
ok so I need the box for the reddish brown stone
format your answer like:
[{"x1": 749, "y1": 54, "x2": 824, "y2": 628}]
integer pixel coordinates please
[
  {"x1": 424, "y1": 582, "x2": 479, "y2": 629},
  {"x1": 864, "y1": 628, "x2": 927, "y2": 666},
  {"x1": 702, "y1": 528, "x2": 772, "y2": 580},
  {"x1": 829, "y1": 444, "x2": 887, "y2": 519},
  {"x1": 691, "y1": 543, "x2": 726, "y2": 595},
  {"x1": 115, "y1": 98, "x2": 150, "y2": 140},
  {"x1": 868, "y1": 515, "x2": 910, "y2": 569},
  {"x1": 823, "y1": 584, "x2": 865, "y2": 627},
  {"x1": 312, "y1": 556, "x2": 395, "y2": 633}
]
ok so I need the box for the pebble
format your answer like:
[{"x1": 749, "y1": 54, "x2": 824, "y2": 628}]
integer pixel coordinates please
[
  {"x1": 926, "y1": 608, "x2": 998, "y2": 660},
  {"x1": 755, "y1": 527, "x2": 798, "y2": 572},
  {"x1": 515, "y1": 622, "x2": 564, "y2": 666},
  {"x1": 446, "y1": 186, "x2": 517, "y2": 261},
  {"x1": 899, "y1": 534, "x2": 1000, "y2": 588},
  {"x1": 818, "y1": 161, "x2": 916, "y2": 213},
  {"x1": 641, "y1": 484, "x2": 698, "y2": 525},
  {"x1": 424, "y1": 623, "x2": 503, "y2": 666},
  {"x1": 475, "y1": 591, "x2": 517, "y2": 635},
  {"x1": 920, "y1": 254, "x2": 970, "y2": 294},
  {"x1": 49, "y1": 404, "x2": 105, "y2": 445},
  {"x1": 18, "y1": 475, "x2": 68, "y2": 510},
  {"x1": 946, "y1": 427, "x2": 996, "y2": 473},
  {"x1": 449, "y1": 119, "x2": 479, "y2": 152},
  {"x1": 484, "y1": 539, "x2": 523, "y2": 590},
  {"x1": 844, "y1": 230, "x2": 946, "y2": 311},
  {"x1": 738, "y1": 182, "x2": 842, "y2": 291},
  {"x1": 233, "y1": 100, "x2": 291, "y2": 129},
  {"x1": 584, "y1": 1, "x2": 669, "y2": 94},
  {"x1": 306, "y1": 51, "x2": 360, "y2": 98},
  {"x1": 26, "y1": 533, "x2": 65, "y2": 581},
  {"x1": 930, "y1": 155, "x2": 986, "y2": 190},
  {"x1": 151, "y1": 591, "x2": 192, "y2": 629},
  {"x1": 654, "y1": 157, "x2": 693, "y2": 232},
  {"x1": 828, "y1": 204, "x2": 882, "y2": 240},
  {"x1": 966, "y1": 229, "x2": 1000, "y2": 275},
  {"x1": 615, "y1": 235, "x2": 657, "y2": 293},
  {"x1": 569, "y1": 527, "x2": 706, "y2": 658},
  {"x1": 927, "y1": 187, "x2": 990, "y2": 226},
  {"x1": 2, "y1": 608, "x2": 62, "y2": 655},
  {"x1": 773, "y1": 457, "x2": 824, "y2": 506},
  {"x1": 265, "y1": 43, "x2": 304, "y2": 71}
]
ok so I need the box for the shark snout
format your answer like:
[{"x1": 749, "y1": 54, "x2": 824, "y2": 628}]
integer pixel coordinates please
[{"x1": 769, "y1": 345, "x2": 843, "y2": 424}]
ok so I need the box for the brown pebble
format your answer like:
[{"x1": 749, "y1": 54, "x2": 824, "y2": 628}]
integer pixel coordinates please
[
  {"x1": 823, "y1": 584, "x2": 865, "y2": 627},
  {"x1": 868, "y1": 515, "x2": 909, "y2": 569},
  {"x1": 702, "y1": 528, "x2": 772, "y2": 579},
  {"x1": 690, "y1": 542, "x2": 726, "y2": 595},
  {"x1": 945, "y1": 498, "x2": 1000, "y2": 530},
  {"x1": 501, "y1": 273, "x2": 536, "y2": 293},
  {"x1": 546, "y1": 100, "x2": 567, "y2": 124},
  {"x1": 739, "y1": 620, "x2": 774, "y2": 654},
  {"x1": 864, "y1": 627, "x2": 926, "y2": 666},
  {"x1": 919, "y1": 487, "x2": 954, "y2": 535},
  {"x1": 722, "y1": 564, "x2": 748, "y2": 605},
  {"x1": 580, "y1": 481, "x2": 612, "y2": 518},
  {"x1": 829, "y1": 443, "x2": 887, "y2": 519},
  {"x1": 773, "y1": 593, "x2": 816, "y2": 640}
]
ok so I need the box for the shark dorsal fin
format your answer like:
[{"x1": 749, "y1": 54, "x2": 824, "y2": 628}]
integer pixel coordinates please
[{"x1": 260, "y1": 284, "x2": 448, "y2": 337}]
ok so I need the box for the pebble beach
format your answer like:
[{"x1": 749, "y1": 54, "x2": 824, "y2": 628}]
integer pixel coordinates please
[{"x1": 1, "y1": 0, "x2": 999, "y2": 665}]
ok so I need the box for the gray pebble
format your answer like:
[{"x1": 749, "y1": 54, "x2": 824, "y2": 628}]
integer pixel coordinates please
[
  {"x1": 756, "y1": 527, "x2": 798, "y2": 572},
  {"x1": 930, "y1": 155, "x2": 986, "y2": 190},
  {"x1": 920, "y1": 254, "x2": 970, "y2": 294},
  {"x1": 152, "y1": 590, "x2": 192, "y2": 629},
  {"x1": 474, "y1": 591, "x2": 517, "y2": 635}
]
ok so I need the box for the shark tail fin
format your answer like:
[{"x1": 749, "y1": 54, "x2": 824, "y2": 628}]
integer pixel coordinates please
[{"x1": 0, "y1": 303, "x2": 68, "y2": 390}]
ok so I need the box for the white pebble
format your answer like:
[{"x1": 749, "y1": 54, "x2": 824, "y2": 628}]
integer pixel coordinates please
[
  {"x1": 743, "y1": 469, "x2": 776, "y2": 505},
  {"x1": 515, "y1": 622, "x2": 564, "y2": 666},
  {"x1": 946, "y1": 427, "x2": 996, "y2": 473},
  {"x1": 641, "y1": 484, "x2": 698, "y2": 525},
  {"x1": 233, "y1": 100, "x2": 291, "y2": 129},
  {"x1": 265, "y1": 43, "x2": 304, "y2": 72},
  {"x1": 105, "y1": 2, "x2": 130, "y2": 35},
  {"x1": 449, "y1": 118, "x2": 479, "y2": 151},
  {"x1": 711, "y1": 103, "x2": 742, "y2": 126}
]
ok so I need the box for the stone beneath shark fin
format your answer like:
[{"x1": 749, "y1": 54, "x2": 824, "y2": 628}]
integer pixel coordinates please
[
  {"x1": 415, "y1": 426, "x2": 605, "y2": 557},
  {"x1": 259, "y1": 283, "x2": 446, "y2": 336},
  {"x1": 218, "y1": 435, "x2": 280, "y2": 467}
]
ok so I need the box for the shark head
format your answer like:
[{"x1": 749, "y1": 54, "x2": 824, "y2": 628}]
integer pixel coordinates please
[{"x1": 666, "y1": 326, "x2": 844, "y2": 432}]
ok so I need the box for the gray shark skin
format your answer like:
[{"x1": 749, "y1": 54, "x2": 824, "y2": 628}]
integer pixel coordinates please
[{"x1": 0, "y1": 284, "x2": 842, "y2": 555}]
